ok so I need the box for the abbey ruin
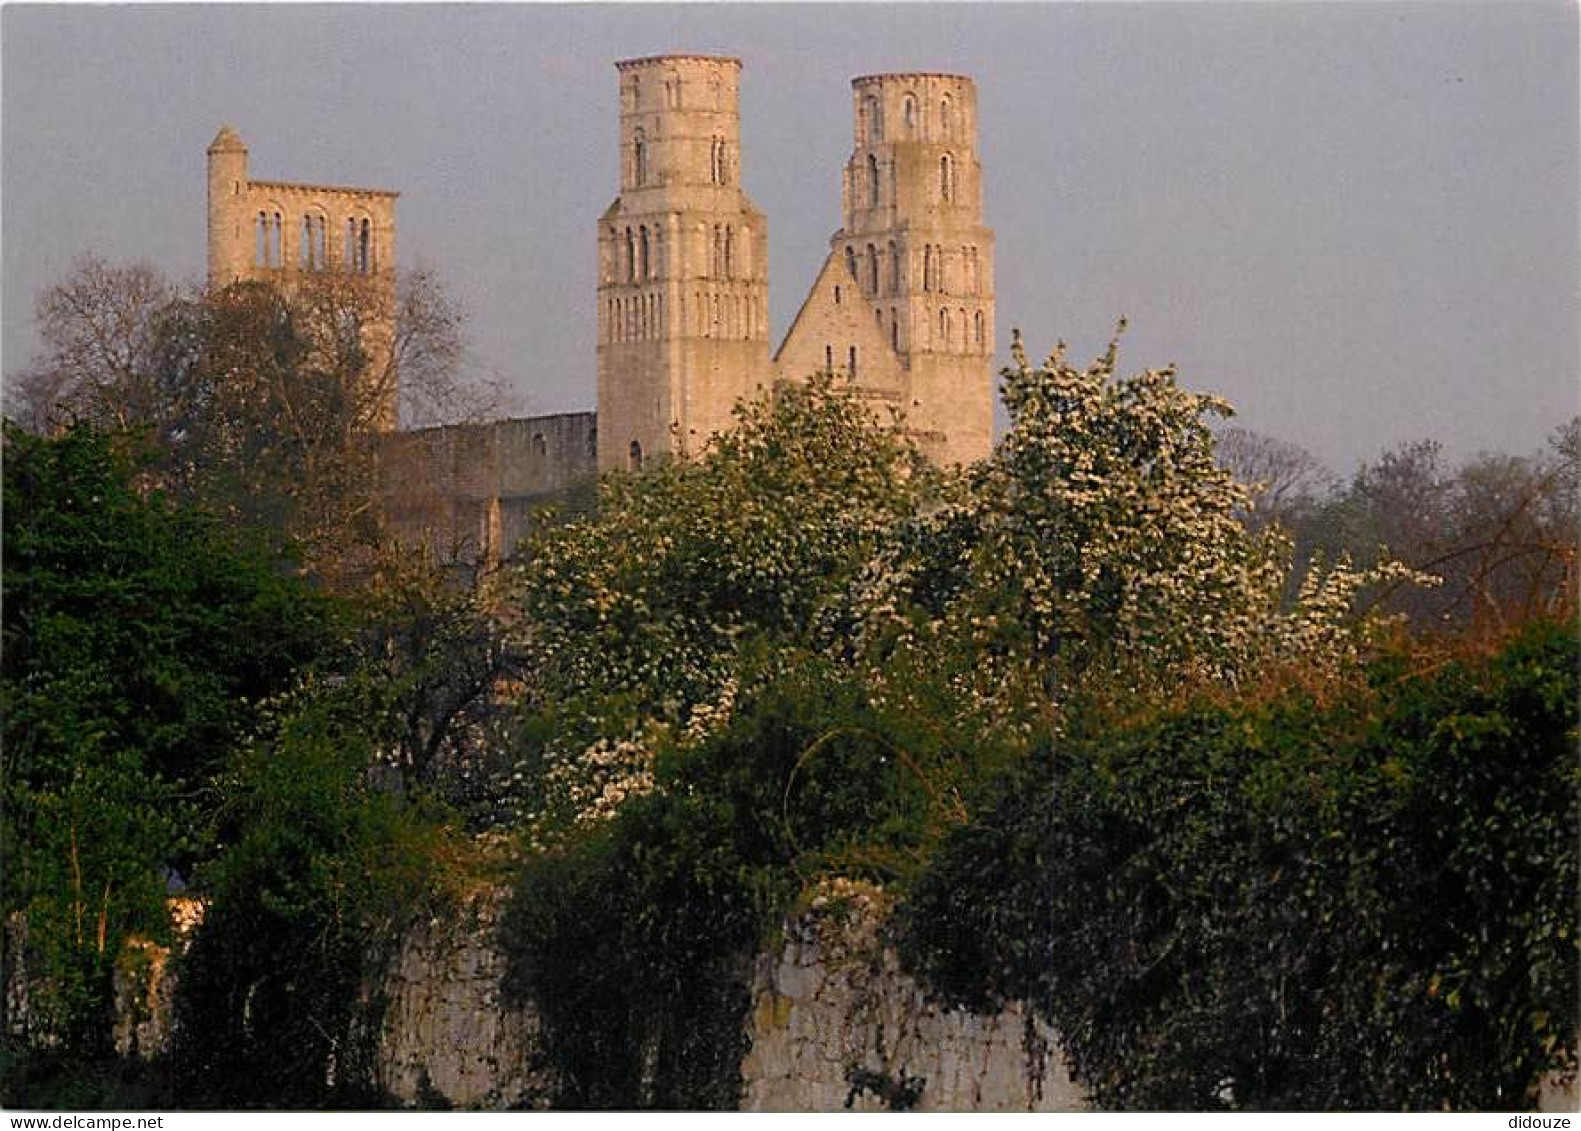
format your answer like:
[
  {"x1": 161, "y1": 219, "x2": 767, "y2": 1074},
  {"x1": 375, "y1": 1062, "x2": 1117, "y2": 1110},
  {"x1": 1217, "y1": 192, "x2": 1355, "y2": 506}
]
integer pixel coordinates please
[{"x1": 206, "y1": 54, "x2": 996, "y2": 557}]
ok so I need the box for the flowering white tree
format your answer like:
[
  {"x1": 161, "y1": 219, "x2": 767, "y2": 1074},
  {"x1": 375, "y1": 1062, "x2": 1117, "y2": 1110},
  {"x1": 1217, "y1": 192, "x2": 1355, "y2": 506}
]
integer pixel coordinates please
[
  {"x1": 506, "y1": 328, "x2": 1421, "y2": 826},
  {"x1": 853, "y1": 325, "x2": 1423, "y2": 716}
]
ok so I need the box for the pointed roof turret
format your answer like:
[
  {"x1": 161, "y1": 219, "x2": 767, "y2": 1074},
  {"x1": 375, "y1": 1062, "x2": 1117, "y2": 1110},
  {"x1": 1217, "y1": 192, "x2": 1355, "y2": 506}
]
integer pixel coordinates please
[{"x1": 208, "y1": 125, "x2": 247, "y2": 153}]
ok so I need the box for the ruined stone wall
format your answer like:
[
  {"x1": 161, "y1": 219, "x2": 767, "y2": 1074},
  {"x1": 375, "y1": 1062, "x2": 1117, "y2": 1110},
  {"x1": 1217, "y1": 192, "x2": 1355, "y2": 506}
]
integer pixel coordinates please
[
  {"x1": 367, "y1": 890, "x2": 551, "y2": 1109},
  {"x1": 379, "y1": 411, "x2": 598, "y2": 562},
  {"x1": 740, "y1": 882, "x2": 1083, "y2": 1111},
  {"x1": 357, "y1": 884, "x2": 1082, "y2": 1111}
]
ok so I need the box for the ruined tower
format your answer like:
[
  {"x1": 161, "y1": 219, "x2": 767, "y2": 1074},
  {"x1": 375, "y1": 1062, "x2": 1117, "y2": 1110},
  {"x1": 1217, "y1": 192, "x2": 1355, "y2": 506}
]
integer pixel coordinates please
[
  {"x1": 596, "y1": 55, "x2": 771, "y2": 471},
  {"x1": 775, "y1": 74, "x2": 995, "y2": 465},
  {"x1": 205, "y1": 126, "x2": 400, "y2": 429}
]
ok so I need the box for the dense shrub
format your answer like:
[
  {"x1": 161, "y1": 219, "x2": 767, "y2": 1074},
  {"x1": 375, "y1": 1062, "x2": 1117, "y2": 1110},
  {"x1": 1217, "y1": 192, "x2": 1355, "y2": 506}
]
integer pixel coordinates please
[
  {"x1": 1, "y1": 422, "x2": 333, "y2": 1050},
  {"x1": 172, "y1": 682, "x2": 464, "y2": 1108},
  {"x1": 899, "y1": 618, "x2": 1580, "y2": 1109},
  {"x1": 501, "y1": 654, "x2": 976, "y2": 1108}
]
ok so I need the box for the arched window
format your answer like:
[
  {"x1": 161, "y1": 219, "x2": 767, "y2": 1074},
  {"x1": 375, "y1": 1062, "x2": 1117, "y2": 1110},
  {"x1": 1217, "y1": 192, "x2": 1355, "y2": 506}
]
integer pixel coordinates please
[
  {"x1": 825, "y1": 344, "x2": 834, "y2": 373},
  {"x1": 845, "y1": 246, "x2": 857, "y2": 281},
  {"x1": 865, "y1": 244, "x2": 878, "y2": 293},
  {"x1": 888, "y1": 240, "x2": 899, "y2": 293},
  {"x1": 974, "y1": 310, "x2": 984, "y2": 346},
  {"x1": 849, "y1": 345, "x2": 858, "y2": 380},
  {"x1": 629, "y1": 440, "x2": 644, "y2": 471},
  {"x1": 625, "y1": 228, "x2": 635, "y2": 283},
  {"x1": 937, "y1": 246, "x2": 948, "y2": 294},
  {"x1": 633, "y1": 129, "x2": 647, "y2": 187},
  {"x1": 890, "y1": 309, "x2": 899, "y2": 351},
  {"x1": 723, "y1": 226, "x2": 734, "y2": 279},
  {"x1": 862, "y1": 95, "x2": 882, "y2": 143},
  {"x1": 834, "y1": 284, "x2": 842, "y2": 306},
  {"x1": 272, "y1": 213, "x2": 283, "y2": 268},
  {"x1": 867, "y1": 153, "x2": 880, "y2": 208},
  {"x1": 940, "y1": 95, "x2": 954, "y2": 138},
  {"x1": 940, "y1": 155, "x2": 954, "y2": 203},
  {"x1": 639, "y1": 226, "x2": 650, "y2": 280},
  {"x1": 923, "y1": 244, "x2": 933, "y2": 292},
  {"x1": 902, "y1": 94, "x2": 917, "y2": 135},
  {"x1": 255, "y1": 213, "x2": 268, "y2": 266},
  {"x1": 358, "y1": 218, "x2": 371, "y2": 273},
  {"x1": 300, "y1": 217, "x2": 312, "y2": 267},
  {"x1": 532, "y1": 433, "x2": 547, "y2": 460},
  {"x1": 940, "y1": 307, "x2": 950, "y2": 348}
]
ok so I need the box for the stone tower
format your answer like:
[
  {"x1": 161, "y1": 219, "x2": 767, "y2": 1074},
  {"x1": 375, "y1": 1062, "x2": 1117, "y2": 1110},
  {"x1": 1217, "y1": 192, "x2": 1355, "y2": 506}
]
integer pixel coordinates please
[
  {"x1": 813, "y1": 74, "x2": 996, "y2": 465},
  {"x1": 596, "y1": 55, "x2": 771, "y2": 471},
  {"x1": 205, "y1": 126, "x2": 401, "y2": 429}
]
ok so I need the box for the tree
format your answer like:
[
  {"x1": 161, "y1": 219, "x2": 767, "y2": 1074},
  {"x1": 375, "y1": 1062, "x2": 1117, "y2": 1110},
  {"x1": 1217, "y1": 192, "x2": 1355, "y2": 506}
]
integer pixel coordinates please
[
  {"x1": 1215, "y1": 426, "x2": 1334, "y2": 533},
  {"x1": 855, "y1": 328, "x2": 1417, "y2": 720},
  {"x1": 0, "y1": 423, "x2": 335, "y2": 1047},
  {"x1": 10, "y1": 256, "x2": 485, "y2": 582}
]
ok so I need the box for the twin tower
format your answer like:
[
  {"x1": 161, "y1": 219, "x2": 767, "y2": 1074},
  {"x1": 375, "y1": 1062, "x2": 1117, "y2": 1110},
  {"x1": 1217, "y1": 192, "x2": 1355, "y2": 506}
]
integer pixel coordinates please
[
  {"x1": 207, "y1": 55, "x2": 995, "y2": 469},
  {"x1": 597, "y1": 55, "x2": 995, "y2": 469}
]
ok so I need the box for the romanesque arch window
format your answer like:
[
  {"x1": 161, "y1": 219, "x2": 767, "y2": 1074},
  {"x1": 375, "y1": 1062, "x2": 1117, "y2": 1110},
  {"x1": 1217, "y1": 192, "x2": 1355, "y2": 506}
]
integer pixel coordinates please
[
  {"x1": 532, "y1": 433, "x2": 548, "y2": 460},
  {"x1": 874, "y1": 307, "x2": 882, "y2": 329},
  {"x1": 639, "y1": 226, "x2": 650, "y2": 280},
  {"x1": 356, "y1": 218, "x2": 371, "y2": 273},
  {"x1": 300, "y1": 216, "x2": 313, "y2": 268},
  {"x1": 923, "y1": 244, "x2": 934, "y2": 292},
  {"x1": 825, "y1": 344, "x2": 834, "y2": 373},
  {"x1": 865, "y1": 244, "x2": 879, "y2": 294},
  {"x1": 862, "y1": 95, "x2": 883, "y2": 144},
  {"x1": 888, "y1": 240, "x2": 899, "y2": 293},
  {"x1": 937, "y1": 245, "x2": 949, "y2": 293},
  {"x1": 633, "y1": 129, "x2": 647, "y2": 188},
  {"x1": 959, "y1": 308, "x2": 968, "y2": 350},
  {"x1": 834, "y1": 284, "x2": 842, "y2": 306},
  {"x1": 845, "y1": 246, "x2": 857, "y2": 281},
  {"x1": 629, "y1": 440, "x2": 643, "y2": 471},
  {"x1": 891, "y1": 308, "x2": 899, "y2": 351},
  {"x1": 940, "y1": 307, "x2": 950, "y2": 348},
  {"x1": 940, "y1": 95, "x2": 954, "y2": 139},
  {"x1": 902, "y1": 94, "x2": 917, "y2": 135},
  {"x1": 723, "y1": 226, "x2": 734, "y2": 279},
  {"x1": 625, "y1": 228, "x2": 636, "y2": 283},
  {"x1": 940, "y1": 155, "x2": 955, "y2": 203},
  {"x1": 974, "y1": 309, "x2": 984, "y2": 346},
  {"x1": 849, "y1": 345, "x2": 858, "y2": 380},
  {"x1": 867, "y1": 154, "x2": 880, "y2": 209},
  {"x1": 255, "y1": 212, "x2": 268, "y2": 267},
  {"x1": 665, "y1": 77, "x2": 681, "y2": 109}
]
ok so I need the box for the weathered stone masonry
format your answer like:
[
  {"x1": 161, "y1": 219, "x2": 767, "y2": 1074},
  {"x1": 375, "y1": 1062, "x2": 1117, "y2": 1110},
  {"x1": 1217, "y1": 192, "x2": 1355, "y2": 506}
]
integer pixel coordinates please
[{"x1": 208, "y1": 55, "x2": 998, "y2": 559}]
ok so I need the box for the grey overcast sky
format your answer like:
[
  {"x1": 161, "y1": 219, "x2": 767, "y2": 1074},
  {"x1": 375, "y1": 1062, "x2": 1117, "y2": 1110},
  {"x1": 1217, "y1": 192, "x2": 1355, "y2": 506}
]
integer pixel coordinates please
[{"x1": 3, "y1": 2, "x2": 1577, "y2": 472}]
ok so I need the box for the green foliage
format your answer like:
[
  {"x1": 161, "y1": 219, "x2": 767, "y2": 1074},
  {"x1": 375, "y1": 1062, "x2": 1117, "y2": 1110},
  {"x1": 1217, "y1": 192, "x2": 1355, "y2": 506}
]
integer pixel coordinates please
[
  {"x1": 508, "y1": 376, "x2": 932, "y2": 764},
  {"x1": 854, "y1": 330, "x2": 1421, "y2": 725},
  {"x1": 898, "y1": 618, "x2": 1581, "y2": 1110},
  {"x1": 502, "y1": 653, "x2": 978, "y2": 1108},
  {"x1": 1, "y1": 422, "x2": 333, "y2": 1047},
  {"x1": 173, "y1": 677, "x2": 463, "y2": 1108}
]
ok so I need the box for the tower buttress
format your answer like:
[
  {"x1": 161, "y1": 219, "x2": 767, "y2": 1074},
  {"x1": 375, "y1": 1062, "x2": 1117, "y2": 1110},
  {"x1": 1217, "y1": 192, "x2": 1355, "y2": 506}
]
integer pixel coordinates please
[
  {"x1": 207, "y1": 126, "x2": 251, "y2": 286},
  {"x1": 596, "y1": 55, "x2": 771, "y2": 471}
]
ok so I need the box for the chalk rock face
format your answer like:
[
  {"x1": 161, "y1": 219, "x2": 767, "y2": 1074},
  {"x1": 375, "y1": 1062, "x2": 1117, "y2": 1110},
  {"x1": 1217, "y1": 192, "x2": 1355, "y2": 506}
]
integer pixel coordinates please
[
  {"x1": 738, "y1": 879, "x2": 1086, "y2": 1112},
  {"x1": 368, "y1": 890, "x2": 551, "y2": 1109}
]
